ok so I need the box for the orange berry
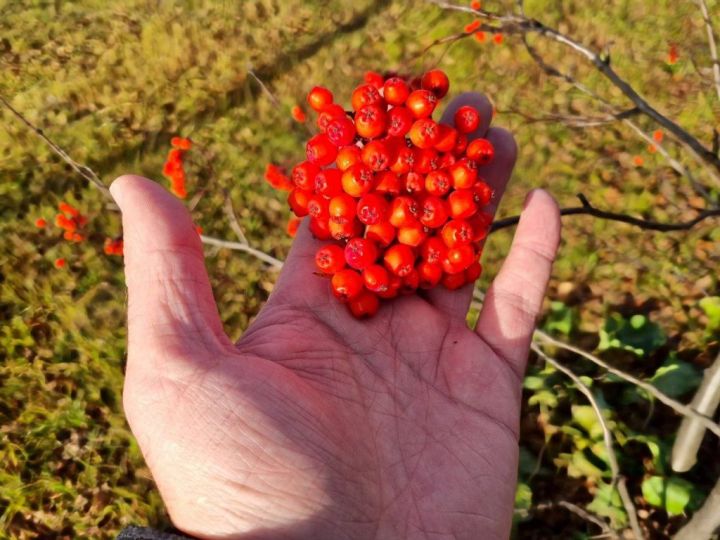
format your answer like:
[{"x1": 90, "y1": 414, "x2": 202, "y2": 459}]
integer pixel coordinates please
[
  {"x1": 653, "y1": 130, "x2": 664, "y2": 143},
  {"x1": 286, "y1": 217, "x2": 301, "y2": 237},
  {"x1": 474, "y1": 31, "x2": 486, "y2": 43},
  {"x1": 34, "y1": 218, "x2": 47, "y2": 228},
  {"x1": 54, "y1": 258, "x2": 66, "y2": 269},
  {"x1": 464, "y1": 20, "x2": 481, "y2": 33},
  {"x1": 291, "y1": 105, "x2": 307, "y2": 123},
  {"x1": 633, "y1": 155, "x2": 644, "y2": 167},
  {"x1": 493, "y1": 33, "x2": 504, "y2": 45}
]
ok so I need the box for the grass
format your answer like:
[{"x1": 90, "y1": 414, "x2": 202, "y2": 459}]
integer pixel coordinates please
[{"x1": 1, "y1": 0, "x2": 719, "y2": 537}]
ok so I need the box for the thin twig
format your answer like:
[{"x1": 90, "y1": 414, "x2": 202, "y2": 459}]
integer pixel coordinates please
[
  {"x1": 223, "y1": 195, "x2": 249, "y2": 244},
  {"x1": 490, "y1": 194, "x2": 720, "y2": 233},
  {"x1": 247, "y1": 68, "x2": 282, "y2": 107},
  {"x1": 200, "y1": 235, "x2": 283, "y2": 269},
  {"x1": 515, "y1": 500, "x2": 616, "y2": 538},
  {"x1": 533, "y1": 330, "x2": 720, "y2": 438},
  {"x1": 696, "y1": 0, "x2": 720, "y2": 103},
  {"x1": 0, "y1": 95, "x2": 111, "y2": 198},
  {"x1": 427, "y1": 0, "x2": 720, "y2": 172},
  {"x1": 530, "y1": 343, "x2": 643, "y2": 539}
]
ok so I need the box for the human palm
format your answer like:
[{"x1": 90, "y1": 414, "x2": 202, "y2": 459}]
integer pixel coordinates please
[{"x1": 112, "y1": 94, "x2": 561, "y2": 540}]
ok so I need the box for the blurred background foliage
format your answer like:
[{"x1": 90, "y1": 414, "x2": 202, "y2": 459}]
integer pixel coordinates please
[{"x1": 1, "y1": 0, "x2": 718, "y2": 538}]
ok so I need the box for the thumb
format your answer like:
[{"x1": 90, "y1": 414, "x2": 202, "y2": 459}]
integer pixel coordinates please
[{"x1": 111, "y1": 175, "x2": 231, "y2": 381}]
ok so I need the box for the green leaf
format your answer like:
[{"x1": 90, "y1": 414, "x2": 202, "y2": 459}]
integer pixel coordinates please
[
  {"x1": 571, "y1": 405, "x2": 604, "y2": 439},
  {"x1": 528, "y1": 389, "x2": 558, "y2": 408},
  {"x1": 587, "y1": 482, "x2": 627, "y2": 527},
  {"x1": 543, "y1": 301, "x2": 575, "y2": 335},
  {"x1": 515, "y1": 482, "x2": 533, "y2": 511},
  {"x1": 699, "y1": 296, "x2": 720, "y2": 335},
  {"x1": 523, "y1": 375, "x2": 546, "y2": 390},
  {"x1": 649, "y1": 354, "x2": 702, "y2": 398},
  {"x1": 598, "y1": 313, "x2": 667, "y2": 356},
  {"x1": 641, "y1": 476, "x2": 693, "y2": 516}
]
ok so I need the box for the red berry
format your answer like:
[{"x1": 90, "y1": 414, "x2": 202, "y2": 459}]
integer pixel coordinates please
[
  {"x1": 315, "y1": 244, "x2": 346, "y2": 274},
  {"x1": 449, "y1": 158, "x2": 478, "y2": 189},
  {"x1": 355, "y1": 104, "x2": 387, "y2": 139},
  {"x1": 331, "y1": 269, "x2": 364, "y2": 301},
  {"x1": 345, "y1": 237, "x2": 379, "y2": 270},
  {"x1": 418, "y1": 261, "x2": 443, "y2": 288},
  {"x1": 472, "y1": 181, "x2": 493, "y2": 207},
  {"x1": 406, "y1": 89, "x2": 438, "y2": 118},
  {"x1": 307, "y1": 86, "x2": 334, "y2": 112},
  {"x1": 374, "y1": 170, "x2": 401, "y2": 195},
  {"x1": 434, "y1": 124, "x2": 458, "y2": 152},
  {"x1": 351, "y1": 83, "x2": 382, "y2": 111},
  {"x1": 442, "y1": 272, "x2": 467, "y2": 290},
  {"x1": 446, "y1": 244, "x2": 476, "y2": 271},
  {"x1": 466, "y1": 138, "x2": 495, "y2": 165},
  {"x1": 288, "y1": 188, "x2": 312, "y2": 217},
  {"x1": 401, "y1": 268, "x2": 420, "y2": 293},
  {"x1": 314, "y1": 168, "x2": 343, "y2": 197},
  {"x1": 447, "y1": 189, "x2": 478, "y2": 219},
  {"x1": 306, "y1": 134, "x2": 338, "y2": 166},
  {"x1": 389, "y1": 196, "x2": 420, "y2": 228},
  {"x1": 425, "y1": 170, "x2": 452, "y2": 196},
  {"x1": 292, "y1": 161, "x2": 320, "y2": 191},
  {"x1": 317, "y1": 103, "x2": 346, "y2": 131},
  {"x1": 421, "y1": 236, "x2": 448, "y2": 265},
  {"x1": 363, "y1": 264, "x2": 391, "y2": 292},
  {"x1": 402, "y1": 171, "x2": 425, "y2": 195},
  {"x1": 377, "y1": 276, "x2": 402, "y2": 299},
  {"x1": 421, "y1": 69, "x2": 450, "y2": 98},
  {"x1": 397, "y1": 222, "x2": 427, "y2": 247},
  {"x1": 387, "y1": 106, "x2": 414, "y2": 137},
  {"x1": 383, "y1": 244, "x2": 416, "y2": 277},
  {"x1": 361, "y1": 140, "x2": 392, "y2": 171},
  {"x1": 465, "y1": 261, "x2": 483, "y2": 282},
  {"x1": 309, "y1": 217, "x2": 332, "y2": 240},
  {"x1": 348, "y1": 290, "x2": 380, "y2": 318},
  {"x1": 453, "y1": 133, "x2": 468, "y2": 155},
  {"x1": 327, "y1": 117, "x2": 357, "y2": 146},
  {"x1": 336, "y1": 146, "x2": 362, "y2": 171},
  {"x1": 413, "y1": 148, "x2": 440, "y2": 174},
  {"x1": 441, "y1": 219, "x2": 474, "y2": 247},
  {"x1": 383, "y1": 77, "x2": 410, "y2": 105},
  {"x1": 357, "y1": 193, "x2": 389, "y2": 225},
  {"x1": 329, "y1": 219, "x2": 362, "y2": 241},
  {"x1": 454, "y1": 105, "x2": 481, "y2": 133},
  {"x1": 329, "y1": 193, "x2": 357, "y2": 222},
  {"x1": 342, "y1": 163, "x2": 375, "y2": 197},
  {"x1": 419, "y1": 195, "x2": 449, "y2": 228},
  {"x1": 409, "y1": 119, "x2": 441, "y2": 149},
  {"x1": 307, "y1": 194, "x2": 330, "y2": 220},
  {"x1": 364, "y1": 71, "x2": 385, "y2": 89},
  {"x1": 390, "y1": 146, "x2": 416, "y2": 174},
  {"x1": 365, "y1": 221, "x2": 396, "y2": 247}
]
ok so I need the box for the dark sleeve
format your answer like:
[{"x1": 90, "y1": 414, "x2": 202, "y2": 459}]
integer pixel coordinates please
[{"x1": 116, "y1": 526, "x2": 194, "y2": 539}]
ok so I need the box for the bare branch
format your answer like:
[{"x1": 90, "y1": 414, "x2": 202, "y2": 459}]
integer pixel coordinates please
[
  {"x1": 0, "y1": 94, "x2": 112, "y2": 199},
  {"x1": 530, "y1": 342, "x2": 643, "y2": 539},
  {"x1": 200, "y1": 235, "x2": 283, "y2": 269},
  {"x1": 671, "y1": 352, "x2": 720, "y2": 472},
  {"x1": 696, "y1": 0, "x2": 720, "y2": 103},
  {"x1": 490, "y1": 194, "x2": 720, "y2": 234},
  {"x1": 533, "y1": 330, "x2": 720, "y2": 439},
  {"x1": 515, "y1": 500, "x2": 617, "y2": 538},
  {"x1": 247, "y1": 67, "x2": 282, "y2": 107},
  {"x1": 425, "y1": 0, "x2": 720, "y2": 172},
  {"x1": 674, "y1": 473, "x2": 720, "y2": 540},
  {"x1": 223, "y1": 195, "x2": 249, "y2": 245}
]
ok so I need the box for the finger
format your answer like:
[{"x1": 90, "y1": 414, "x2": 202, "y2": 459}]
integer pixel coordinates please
[
  {"x1": 475, "y1": 189, "x2": 561, "y2": 376},
  {"x1": 423, "y1": 127, "x2": 517, "y2": 318},
  {"x1": 110, "y1": 175, "x2": 232, "y2": 379}
]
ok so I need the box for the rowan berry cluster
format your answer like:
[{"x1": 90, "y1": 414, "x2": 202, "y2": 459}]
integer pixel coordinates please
[
  {"x1": 162, "y1": 136, "x2": 192, "y2": 199},
  {"x1": 266, "y1": 69, "x2": 496, "y2": 318},
  {"x1": 54, "y1": 201, "x2": 88, "y2": 242}
]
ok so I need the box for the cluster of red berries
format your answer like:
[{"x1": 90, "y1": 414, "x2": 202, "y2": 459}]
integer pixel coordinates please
[
  {"x1": 53, "y1": 201, "x2": 88, "y2": 242},
  {"x1": 266, "y1": 69, "x2": 496, "y2": 318},
  {"x1": 162, "y1": 136, "x2": 192, "y2": 199}
]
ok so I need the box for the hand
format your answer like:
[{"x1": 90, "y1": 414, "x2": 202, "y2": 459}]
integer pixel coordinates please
[{"x1": 112, "y1": 93, "x2": 561, "y2": 540}]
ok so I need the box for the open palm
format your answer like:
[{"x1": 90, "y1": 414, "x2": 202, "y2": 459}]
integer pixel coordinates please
[{"x1": 112, "y1": 94, "x2": 561, "y2": 540}]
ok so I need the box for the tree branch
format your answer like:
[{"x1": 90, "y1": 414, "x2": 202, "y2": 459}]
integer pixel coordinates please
[
  {"x1": 696, "y1": 0, "x2": 720, "y2": 104},
  {"x1": 674, "y1": 473, "x2": 720, "y2": 540}
]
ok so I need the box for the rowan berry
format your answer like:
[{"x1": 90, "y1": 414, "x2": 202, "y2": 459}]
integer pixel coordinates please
[
  {"x1": 292, "y1": 161, "x2": 320, "y2": 191},
  {"x1": 406, "y1": 89, "x2": 438, "y2": 118},
  {"x1": 472, "y1": 181, "x2": 493, "y2": 207},
  {"x1": 421, "y1": 236, "x2": 448, "y2": 265},
  {"x1": 357, "y1": 193, "x2": 389, "y2": 225},
  {"x1": 345, "y1": 238, "x2": 379, "y2": 270},
  {"x1": 401, "y1": 269, "x2": 420, "y2": 293},
  {"x1": 419, "y1": 195, "x2": 449, "y2": 228},
  {"x1": 413, "y1": 148, "x2": 440, "y2": 173},
  {"x1": 35, "y1": 218, "x2": 47, "y2": 228},
  {"x1": 316, "y1": 244, "x2": 346, "y2": 274},
  {"x1": 365, "y1": 221, "x2": 396, "y2": 246},
  {"x1": 387, "y1": 106, "x2": 414, "y2": 137},
  {"x1": 54, "y1": 257, "x2": 67, "y2": 269},
  {"x1": 364, "y1": 71, "x2": 385, "y2": 89},
  {"x1": 306, "y1": 134, "x2": 338, "y2": 166},
  {"x1": 447, "y1": 244, "x2": 476, "y2": 271},
  {"x1": 363, "y1": 264, "x2": 391, "y2": 292},
  {"x1": 355, "y1": 104, "x2": 387, "y2": 139},
  {"x1": 317, "y1": 103, "x2": 346, "y2": 131},
  {"x1": 307, "y1": 194, "x2": 330, "y2": 220},
  {"x1": 307, "y1": 86, "x2": 334, "y2": 112},
  {"x1": 390, "y1": 146, "x2": 416, "y2": 174},
  {"x1": 402, "y1": 171, "x2": 425, "y2": 194},
  {"x1": 326, "y1": 117, "x2": 357, "y2": 146},
  {"x1": 288, "y1": 188, "x2": 312, "y2": 217},
  {"x1": 336, "y1": 145, "x2": 362, "y2": 171},
  {"x1": 418, "y1": 261, "x2": 443, "y2": 288},
  {"x1": 351, "y1": 83, "x2": 382, "y2": 111},
  {"x1": 362, "y1": 140, "x2": 392, "y2": 171},
  {"x1": 448, "y1": 189, "x2": 478, "y2": 219},
  {"x1": 348, "y1": 290, "x2": 380, "y2": 318},
  {"x1": 383, "y1": 77, "x2": 411, "y2": 105},
  {"x1": 409, "y1": 119, "x2": 441, "y2": 149},
  {"x1": 291, "y1": 105, "x2": 306, "y2": 123},
  {"x1": 309, "y1": 217, "x2": 332, "y2": 240},
  {"x1": 465, "y1": 261, "x2": 483, "y2": 282},
  {"x1": 425, "y1": 170, "x2": 452, "y2": 196},
  {"x1": 441, "y1": 219, "x2": 474, "y2": 247},
  {"x1": 374, "y1": 170, "x2": 401, "y2": 195},
  {"x1": 329, "y1": 218, "x2": 362, "y2": 241},
  {"x1": 397, "y1": 222, "x2": 427, "y2": 247},
  {"x1": 449, "y1": 158, "x2": 478, "y2": 189},
  {"x1": 329, "y1": 193, "x2": 357, "y2": 222},
  {"x1": 342, "y1": 163, "x2": 375, "y2": 197},
  {"x1": 389, "y1": 196, "x2": 420, "y2": 228},
  {"x1": 383, "y1": 244, "x2": 416, "y2": 276},
  {"x1": 466, "y1": 138, "x2": 494, "y2": 165},
  {"x1": 434, "y1": 124, "x2": 458, "y2": 153},
  {"x1": 314, "y1": 168, "x2": 343, "y2": 197},
  {"x1": 454, "y1": 105, "x2": 481, "y2": 133},
  {"x1": 420, "y1": 69, "x2": 450, "y2": 99},
  {"x1": 331, "y1": 268, "x2": 364, "y2": 301},
  {"x1": 442, "y1": 272, "x2": 466, "y2": 290}
]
